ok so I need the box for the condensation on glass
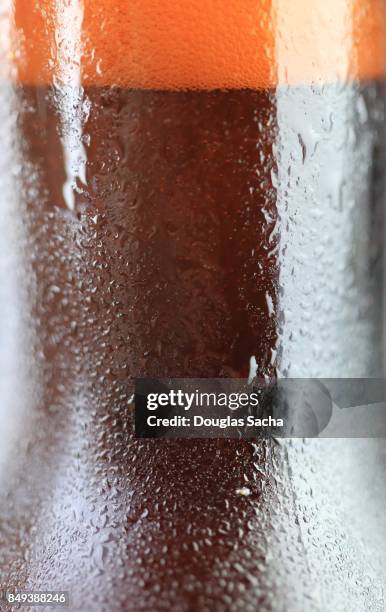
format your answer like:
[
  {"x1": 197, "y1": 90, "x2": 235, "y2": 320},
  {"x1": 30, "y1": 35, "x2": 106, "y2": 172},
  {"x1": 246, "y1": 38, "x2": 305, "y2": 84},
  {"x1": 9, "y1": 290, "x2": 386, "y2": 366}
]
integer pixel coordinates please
[{"x1": 0, "y1": 1, "x2": 386, "y2": 610}]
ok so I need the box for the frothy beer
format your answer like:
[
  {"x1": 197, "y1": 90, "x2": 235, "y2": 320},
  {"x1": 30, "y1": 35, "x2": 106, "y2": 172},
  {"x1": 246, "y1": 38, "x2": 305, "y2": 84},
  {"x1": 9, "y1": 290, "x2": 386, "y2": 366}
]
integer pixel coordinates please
[{"x1": 0, "y1": 1, "x2": 385, "y2": 609}]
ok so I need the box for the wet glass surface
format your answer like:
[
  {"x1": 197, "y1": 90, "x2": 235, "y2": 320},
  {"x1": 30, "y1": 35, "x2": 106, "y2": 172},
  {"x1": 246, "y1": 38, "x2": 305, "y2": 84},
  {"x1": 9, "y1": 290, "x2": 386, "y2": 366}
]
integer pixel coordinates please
[{"x1": 1, "y1": 2, "x2": 386, "y2": 610}]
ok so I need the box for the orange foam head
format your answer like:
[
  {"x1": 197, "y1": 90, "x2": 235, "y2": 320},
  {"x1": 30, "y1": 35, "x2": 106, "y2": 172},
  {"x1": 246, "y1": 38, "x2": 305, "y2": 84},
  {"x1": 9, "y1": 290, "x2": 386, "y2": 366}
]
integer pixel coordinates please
[{"x1": 4, "y1": 0, "x2": 386, "y2": 88}]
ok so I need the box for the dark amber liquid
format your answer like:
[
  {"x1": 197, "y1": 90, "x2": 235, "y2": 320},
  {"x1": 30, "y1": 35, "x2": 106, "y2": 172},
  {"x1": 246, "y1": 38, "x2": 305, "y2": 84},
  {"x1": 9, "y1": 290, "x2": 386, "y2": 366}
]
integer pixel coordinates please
[
  {"x1": 19, "y1": 87, "x2": 279, "y2": 382},
  {"x1": 1, "y1": 82, "x2": 384, "y2": 609}
]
